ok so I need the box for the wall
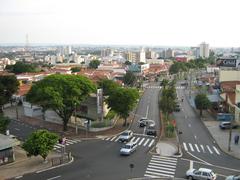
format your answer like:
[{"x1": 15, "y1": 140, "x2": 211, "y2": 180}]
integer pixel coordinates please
[{"x1": 219, "y1": 70, "x2": 240, "y2": 82}]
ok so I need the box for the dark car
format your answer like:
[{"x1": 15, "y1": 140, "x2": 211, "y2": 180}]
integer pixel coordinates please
[
  {"x1": 139, "y1": 117, "x2": 148, "y2": 127},
  {"x1": 174, "y1": 103, "x2": 181, "y2": 112},
  {"x1": 146, "y1": 124, "x2": 157, "y2": 137},
  {"x1": 219, "y1": 121, "x2": 239, "y2": 130}
]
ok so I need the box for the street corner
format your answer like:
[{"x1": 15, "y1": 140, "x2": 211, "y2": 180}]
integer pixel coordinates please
[{"x1": 155, "y1": 141, "x2": 180, "y2": 157}]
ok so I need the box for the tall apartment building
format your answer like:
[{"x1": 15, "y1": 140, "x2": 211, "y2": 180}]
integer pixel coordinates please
[
  {"x1": 125, "y1": 51, "x2": 138, "y2": 63},
  {"x1": 139, "y1": 48, "x2": 146, "y2": 63},
  {"x1": 145, "y1": 48, "x2": 156, "y2": 59},
  {"x1": 200, "y1": 42, "x2": 209, "y2": 58},
  {"x1": 101, "y1": 48, "x2": 113, "y2": 57},
  {"x1": 165, "y1": 48, "x2": 174, "y2": 58}
]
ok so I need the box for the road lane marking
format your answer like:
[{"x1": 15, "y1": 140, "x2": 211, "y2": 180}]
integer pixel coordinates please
[
  {"x1": 143, "y1": 139, "x2": 150, "y2": 146},
  {"x1": 194, "y1": 144, "x2": 200, "y2": 152},
  {"x1": 109, "y1": 136, "x2": 117, "y2": 141},
  {"x1": 213, "y1": 146, "x2": 220, "y2": 155},
  {"x1": 206, "y1": 145, "x2": 213, "y2": 154},
  {"x1": 105, "y1": 137, "x2": 111, "y2": 140},
  {"x1": 114, "y1": 136, "x2": 120, "y2": 142},
  {"x1": 134, "y1": 137, "x2": 140, "y2": 144},
  {"x1": 47, "y1": 175, "x2": 61, "y2": 180},
  {"x1": 190, "y1": 160, "x2": 193, "y2": 169},
  {"x1": 148, "y1": 165, "x2": 176, "y2": 172},
  {"x1": 145, "y1": 171, "x2": 174, "y2": 178},
  {"x1": 146, "y1": 168, "x2": 175, "y2": 175},
  {"x1": 152, "y1": 156, "x2": 177, "y2": 162},
  {"x1": 188, "y1": 143, "x2": 194, "y2": 151},
  {"x1": 200, "y1": 145, "x2": 205, "y2": 153},
  {"x1": 150, "y1": 160, "x2": 176, "y2": 166},
  {"x1": 148, "y1": 139, "x2": 155, "y2": 147},
  {"x1": 152, "y1": 155, "x2": 177, "y2": 161},
  {"x1": 138, "y1": 138, "x2": 145, "y2": 145},
  {"x1": 131, "y1": 137, "x2": 136, "y2": 142},
  {"x1": 146, "y1": 105, "x2": 149, "y2": 117},
  {"x1": 194, "y1": 135, "x2": 197, "y2": 140},
  {"x1": 186, "y1": 152, "x2": 212, "y2": 165},
  {"x1": 183, "y1": 142, "x2": 188, "y2": 151},
  {"x1": 149, "y1": 162, "x2": 176, "y2": 169},
  {"x1": 144, "y1": 174, "x2": 159, "y2": 178},
  {"x1": 188, "y1": 123, "x2": 191, "y2": 127}
]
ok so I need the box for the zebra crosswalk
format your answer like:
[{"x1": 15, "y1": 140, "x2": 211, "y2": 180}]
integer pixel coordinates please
[
  {"x1": 53, "y1": 138, "x2": 81, "y2": 152},
  {"x1": 146, "y1": 86, "x2": 185, "y2": 89},
  {"x1": 144, "y1": 155, "x2": 177, "y2": 178},
  {"x1": 102, "y1": 135, "x2": 156, "y2": 148},
  {"x1": 182, "y1": 142, "x2": 221, "y2": 155}
]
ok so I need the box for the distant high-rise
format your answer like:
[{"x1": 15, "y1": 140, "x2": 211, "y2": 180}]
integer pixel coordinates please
[
  {"x1": 200, "y1": 42, "x2": 209, "y2": 58},
  {"x1": 139, "y1": 48, "x2": 146, "y2": 63},
  {"x1": 101, "y1": 48, "x2": 113, "y2": 57}
]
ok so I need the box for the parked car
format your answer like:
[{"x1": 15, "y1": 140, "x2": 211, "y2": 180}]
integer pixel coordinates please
[
  {"x1": 120, "y1": 141, "x2": 137, "y2": 155},
  {"x1": 118, "y1": 130, "x2": 133, "y2": 142},
  {"x1": 139, "y1": 117, "x2": 148, "y2": 127},
  {"x1": 219, "y1": 121, "x2": 239, "y2": 130},
  {"x1": 146, "y1": 124, "x2": 157, "y2": 137},
  {"x1": 225, "y1": 175, "x2": 240, "y2": 180},
  {"x1": 174, "y1": 103, "x2": 181, "y2": 112},
  {"x1": 186, "y1": 168, "x2": 217, "y2": 180}
]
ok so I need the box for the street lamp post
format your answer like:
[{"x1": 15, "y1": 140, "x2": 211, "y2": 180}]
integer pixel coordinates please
[{"x1": 15, "y1": 97, "x2": 19, "y2": 120}]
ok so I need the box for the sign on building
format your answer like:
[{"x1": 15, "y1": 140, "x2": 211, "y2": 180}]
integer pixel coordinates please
[{"x1": 216, "y1": 58, "x2": 240, "y2": 67}]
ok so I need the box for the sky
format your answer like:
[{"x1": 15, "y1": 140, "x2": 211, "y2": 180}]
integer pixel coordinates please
[{"x1": 0, "y1": 0, "x2": 240, "y2": 47}]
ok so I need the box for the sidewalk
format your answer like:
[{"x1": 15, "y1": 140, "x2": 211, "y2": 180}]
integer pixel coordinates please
[{"x1": 0, "y1": 146, "x2": 69, "y2": 180}]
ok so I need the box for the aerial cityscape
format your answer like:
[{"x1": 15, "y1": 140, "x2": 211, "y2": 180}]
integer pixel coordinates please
[{"x1": 0, "y1": 0, "x2": 240, "y2": 180}]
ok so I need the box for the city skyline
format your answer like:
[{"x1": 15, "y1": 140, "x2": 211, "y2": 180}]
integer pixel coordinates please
[{"x1": 1, "y1": 0, "x2": 240, "y2": 47}]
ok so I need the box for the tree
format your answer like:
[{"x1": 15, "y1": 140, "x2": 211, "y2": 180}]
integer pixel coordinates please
[
  {"x1": 123, "y1": 71, "x2": 137, "y2": 87},
  {"x1": 124, "y1": 61, "x2": 132, "y2": 65},
  {"x1": 26, "y1": 74, "x2": 96, "y2": 131},
  {"x1": 22, "y1": 130, "x2": 59, "y2": 161},
  {"x1": 0, "y1": 114, "x2": 10, "y2": 134},
  {"x1": 194, "y1": 93, "x2": 211, "y2": 116},
  {"x1": 97, "y1": 79, "x2": 120, "y2": 96},
  {"x1": 71, "y1": 67, "x2": 81, "y2": 73},
  {"x1": 5, "y1": 61, "x2": 40, "y2": 74},
  {"x1": 107, "y1": 87, "x2": 139, "y2": 126},
  {"x1": 0, "y1": 75, "x2": 19, "y2": 112},
  {"x1": 89, "y1": 60, "x2": 100, "y2": 69},
  {"x1": 160, "y1": 79, "x2": 169, "y2": 89}
]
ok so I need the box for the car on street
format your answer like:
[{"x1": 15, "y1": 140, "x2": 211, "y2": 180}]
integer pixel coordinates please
[
  {"x1": 118, "y1": 130, "x2": 133, "y2": 142},
  {"x1": 139, "y1": 117, "x2": 148, "y2": 127},
  {"x1": 174, "y1": 103, "x2": 181, "y2": 112},
  {"x1": 120, "y1": 141, "x2": 137, "y2": 155},
  {"x1": 146, "y1": 124, "x2": 157, "y2": 137},
  {"x1": 219, "y1": 121, "x2": 239, "y2": 129},
  {"x1": 225, "y1": 175, "x2": 240, "y2": 180},
  {"x1": 186, "y1": 168, "x2": 217, "y2": 180}
]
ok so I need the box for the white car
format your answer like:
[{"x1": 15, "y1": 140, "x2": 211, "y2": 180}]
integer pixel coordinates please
[
  {"x1": 186, "y1": 168, "x2": 217, "y2": 180},
  {"x1": 120, "y1": 142, "x2": 137, "y2": 155},
  {"x1": 118, "y1": 130, "x2": 133, "y2": 142}
]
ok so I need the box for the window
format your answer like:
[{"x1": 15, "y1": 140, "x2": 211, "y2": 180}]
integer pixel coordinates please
[{"x1": 202, "y1": 172, "x2": 208, "y2": 176}]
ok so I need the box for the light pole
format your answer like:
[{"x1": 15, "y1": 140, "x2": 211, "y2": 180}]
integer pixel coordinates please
[{"x1": 15, "y1": 97, "x2": 19, "y2": 120}]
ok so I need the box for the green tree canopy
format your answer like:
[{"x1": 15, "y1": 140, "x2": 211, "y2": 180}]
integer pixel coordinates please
[
  {"x1": 22, "y1": 130, "x2": 59, "y2": 161},
  {"x1": 97, "y1": 79, "x2": 121, "y2": 96},
  {"x1": 0, "y1": 114, "x2": 10, "y2": 134},
  {"x1": 123, "y1": 71, "x2": 137, "y2": 87},
  {"x1": 0, "y1": 75, "x2": 19, "y2": 112},
  {"x1": 26, "y1": 74, "x2": 96, "y2": 131},
  {"x1": 71, "y1": 67, "x2": 81, "y2": 73},
  {"x1": 194, "y1": 93, "x2": 211, "y2": 116},
  {"x1": 89, "y1": 60, "x2": 100, "y2": 69},
  {"x1": 124, "y1": 61, "x2": 132, "y2": 65},
  {"x1": 106, "y1": 87, "x2": 139, "y2": 126},
  {"x1": 5, "y1": 61, "x2": 40, "y2": 74}
]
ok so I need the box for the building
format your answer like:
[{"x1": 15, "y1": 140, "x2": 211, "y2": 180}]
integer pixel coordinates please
[
  {"x1": 200, "y1": 42, "x2": 209, "y2": 58},
  {"x1": 101, "y1": 48, "x2": 113, "y2": 57},
  {"x1": 139, "y1": 48, "x2": 146, "y2": 63},
  {"x1": 165, "y1": 48, "x2": 174, "y2": 59},
  {"x1": 125, "y1": 51, "x2": 138, "y2": 63}
]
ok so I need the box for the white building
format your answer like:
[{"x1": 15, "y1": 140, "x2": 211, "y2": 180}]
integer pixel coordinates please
[
  {"x1": 139, "y1": 48, "x2": 146, "y2": 63},
  {"x1": 200, "y1": 42, "x2": 209, "y2": 58}
]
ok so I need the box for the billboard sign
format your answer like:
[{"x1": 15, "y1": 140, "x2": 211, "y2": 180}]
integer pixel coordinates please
[
  {"x1": 97, "y1": 89, "x2": 103, "y2": 114},
  {"x1": 216, "y1": 58, "x2": 237, "y2": 67}
]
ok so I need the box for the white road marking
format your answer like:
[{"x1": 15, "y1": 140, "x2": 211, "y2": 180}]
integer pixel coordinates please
[
  {"x1": 14, "y1": 128, "x2": 20, "y2": 131},
  {"x1": 47, "y1": 175, "x2": 61, "y2": 180},
  {"x1": 188, "y1": 123, "x2": 191, "y2": 127},
  {"x1": 150, "y1": 160, "x2": 176, "y2": 166},
  {"x1": 131, "y1": 137, "x2": 136, "y2": 142},
  {"x1": 186, "y1": 152, "x2": 212, "y2": 165},
  {"x1": 146, "y1": 168, "x2": 175, "y2": 175},
  {"x1": 105, "y1": 137, "x2": 111, "y2": 140},
  {"x1": 148, "y1": 139, "x2": 155, "y2": 147},
  {"x1": 200, "y1": 145, "x2": 205, "y2": 153},
  {"x1": 134, "y1": 137, "x2": 140, "y2": 144},
  {"x1": 206, "y1": 145, "x2": 213, "y2": 154},
  {"x1": 143, "y1": 139, "x2": 150, "y2": 146},
  {"x1": 138, "y1": 138, "x2": 145, "y2": 145},
  {"x1": 114, "y1": 136, "x2": 120, "y2": 142},
  {"x1": 144, "y1": 174, "x2": 159, "y2": 178},
  {"x1": 146, "y1": 105, "x2": 149, "y2": 118},
  {"x1": 213, "y1": 146, "x2": 220, "y2": 155},
  {"x1": 152, "y1": 156, "x2": 177, "y2": 162},
  {"x1": 183, "y1": 142, "x2": 188, "y2": 151},
  {"x1": 145, "y1": 171, "x2": 174, "y2": 178},
  {"x1": 110, "y1": 136, "x2": 117, "y2": 141},
  {"x1": 149, "y1": 162, "x2": 176, "y2": 169},
  {"x1": 194, "y1": 144, "x2": 200, "y2": 152},
  {"x1": 189, "y1": 143, "x2": 194, "y2": 152},
  {"x1": 194, "y1": 135, "x2": 197, "y2": 140},
  {"x1": 190, "y1": 160, "x2": 193, "y2": 169},
  {"x1": 148, "y1": 165, "x2": 176, "y2": 172},
  {"x1": 15, "y1": 175, "x2": 23, "y2": 179}
]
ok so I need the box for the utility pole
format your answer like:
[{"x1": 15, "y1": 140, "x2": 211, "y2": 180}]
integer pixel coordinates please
[
  {"x1": 228, "y1": 111, "x2": 234, "y2": 152},
  {"x1": 189, "y1": 70, "x2": 192, "y2": 99}
]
